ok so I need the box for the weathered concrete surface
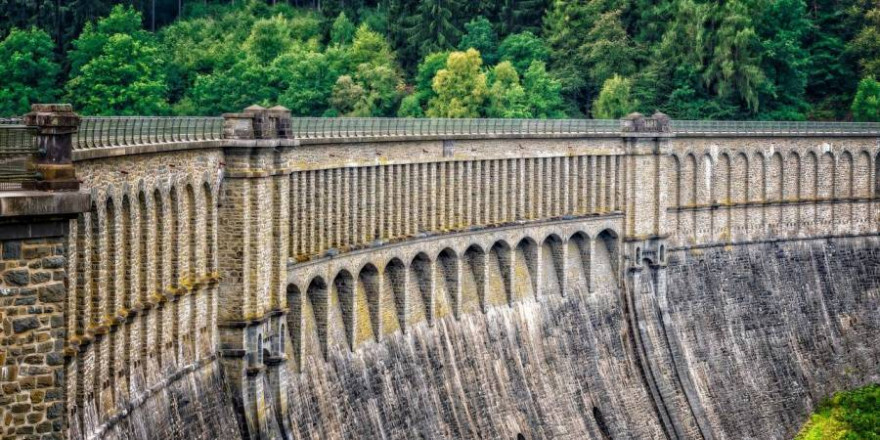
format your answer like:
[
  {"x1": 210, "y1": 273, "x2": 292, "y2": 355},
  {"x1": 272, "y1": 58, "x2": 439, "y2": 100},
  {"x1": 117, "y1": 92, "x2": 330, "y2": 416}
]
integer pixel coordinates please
[
  {"x1": 283, "y1": 291, "x2": 665, "y2": 439},
  {"x1": 662, "y1": 237, "x2": 880, "y2": 439},
  {"x1": 71, "y1": 359, "x2": 242, "y2": 440}
]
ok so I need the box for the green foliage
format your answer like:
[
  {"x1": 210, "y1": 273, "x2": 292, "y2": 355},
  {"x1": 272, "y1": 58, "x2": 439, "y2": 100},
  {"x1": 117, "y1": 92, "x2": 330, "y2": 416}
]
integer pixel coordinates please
[
  {"x1": 592, "y1": 74, "x2": 637, "y2": 119},
  {"x1": 796, "y1": 384, "x2": 880, "y2": 440},
  {"x1": 486, "y1": 61, "x2": 530, "y2": 117},
  {"x1": 851, "y1": 77, "x2": 880, "y2": 122},
  {"x1": 498, "y1": 31, "x2": 549, "y2": 74},
  {"x1": 522, "y1": 60, "x2": 566, "y2": 118},
  {"x1": 245, "y1": 15, "x2": 293, "y2": 65},
  {"x1": 2, "y1": 0, "x2": 879, "y2": 119},
  {"x1": 459, "y1": 17, "x2": 499, "y2": 65},
  {"x1": 0, "y1": 27, "x2": 60, "y2": 116},
  {"x1": 65, "y1": 6, "x2": 168, "y2": 115},
  {"x1": 851, "y1": 7, "x2": 880, "y2": 79},
  {"x1": 331, "y1": 12, "x2": 356, "y2": 46},
  {"x1": 186, "y1": 58, "x2": 275, "y2": 115},
  {"x1": 404, "y1": 0, "x2": 461, "y2": 59},
  {"x1": 398, "y1": 93, "x2": 425, "y2": 117},
  {"x1": 427, "y1": 49, "x2": 488, "y2": 117}
]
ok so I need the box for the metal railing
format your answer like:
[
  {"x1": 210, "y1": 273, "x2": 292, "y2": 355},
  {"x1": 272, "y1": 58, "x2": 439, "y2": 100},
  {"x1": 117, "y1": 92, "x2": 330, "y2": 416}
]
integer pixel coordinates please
[
  {"x1": 0, "y1": 123, "x2": 38, "y2": 189},
  {"x1": 672, "y1": 120, "x2": 880, "y2": 135},
  {"x1": 284, "y1": 117, "x2": 622, "y2": 139},
  {"x1": 74, "y1": 116, "x2": 224, "y2": 150},
  {"x1": 55, "y1": 116, "x2": 880, "y2": 150}
]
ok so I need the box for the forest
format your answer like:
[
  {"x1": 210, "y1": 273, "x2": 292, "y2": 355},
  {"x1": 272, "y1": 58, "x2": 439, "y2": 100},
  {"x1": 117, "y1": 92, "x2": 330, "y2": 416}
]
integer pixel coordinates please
[{"x1": 1, "y1": 0, "x2": 880, "y2": 120}]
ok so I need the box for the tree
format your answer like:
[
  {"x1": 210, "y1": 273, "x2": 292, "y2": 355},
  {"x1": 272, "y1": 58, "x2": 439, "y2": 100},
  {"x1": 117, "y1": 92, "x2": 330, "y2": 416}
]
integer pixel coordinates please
[
  {"x1": 398, "y1": 93, "x2": 425, "y2": 117},
  {"x1": 0, "y1": 27, "x2": 61, "y2": 116},
  {"x1": 459, "y1": 17, "x2": 499, "y2": 65},
  {"x1": 496, "y1": 0, "x2": 548, "y2": 35},
  {"x1": 244, "y1": 15, "x2": 293, "y2": 64},
  {"x1": 592, "y1": 74, "x2": 637, "y2": 119},
  {"x1": 330, "y1": 75, "x2": 366, "y2": 115},
  {"x1": 497, "y1": 31, "x2": 549, "y2": 74},
  {"x1": 414, "y1": 51, "x2": 451, "y2": 105},
  {"x1": 523, "y1": 60, "x2": 566, "y2": 118},
  {"x1": 851, "y1": 77, "x2": 880, "y2": 121},
  {"x1": 330, "y1": 11, "x2": 356, "y2": 46},
  {"x1": 755, "y1": 0, "x2": 812, "y2": 120},
  {"x1": 850, "y1": 6, "x2": 880, "y2": 79},
  {"x1": 349, "y1": 24, "x2": 396, "y2": 67},
  {"x1": 427, "y1": 49, "x2": 488, "y2": 118},
  {"x1": 275, "y1": 50, "x2": 338, "y2": 116},
  {"x1": 404, "y1": 0, "x2": 461, "y2": 59},
  {"x1": 186, "y1": 58, "x2": 276, "y2": 115},
  {"x1": 65, "y1": 6, "x2": 168, "y2": 115},
  {"x1": 486, "y1": 61, "x2": 530, "y2": 117}
]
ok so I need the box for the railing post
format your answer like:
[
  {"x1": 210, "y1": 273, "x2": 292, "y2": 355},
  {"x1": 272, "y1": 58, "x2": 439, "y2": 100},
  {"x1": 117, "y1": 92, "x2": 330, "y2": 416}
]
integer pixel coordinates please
[{"x1": 22, "y1": 103, "x2": 81, "y2": 191}]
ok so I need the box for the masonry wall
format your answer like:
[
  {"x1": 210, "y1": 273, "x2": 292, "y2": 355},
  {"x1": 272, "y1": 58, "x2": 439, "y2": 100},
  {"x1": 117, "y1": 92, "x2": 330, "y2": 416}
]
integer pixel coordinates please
[
  {"x1": 66, "y1": 150, "x2": 222, "y2": 439},
  {"x1": 665, "y1": 136, "x2": 879, "y2": 246},
  {"x1": 0, "y1": 228, "x2": 69, "y2": 440},
  {"x1": 60, "y1": 129, "x2": 880, "y2": 440}
]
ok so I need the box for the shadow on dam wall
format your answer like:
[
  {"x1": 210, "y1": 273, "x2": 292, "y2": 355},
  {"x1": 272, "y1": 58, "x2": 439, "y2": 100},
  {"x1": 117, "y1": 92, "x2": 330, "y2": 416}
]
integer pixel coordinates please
[{"x1": 88, "y1": 236, "x2": 880, "y2": 440}]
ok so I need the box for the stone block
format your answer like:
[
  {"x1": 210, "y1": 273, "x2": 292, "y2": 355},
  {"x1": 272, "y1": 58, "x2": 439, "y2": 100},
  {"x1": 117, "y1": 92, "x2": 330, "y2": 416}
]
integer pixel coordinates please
[
  {"x1": 38, "y1": 284, "x2": 64, "y2": 303},
  {"x1": 4, "y1": 269, "x2": 29, "y2": 286},
  {"x1": 12, "y1": 317, "x2": 39, "y2": 333}
]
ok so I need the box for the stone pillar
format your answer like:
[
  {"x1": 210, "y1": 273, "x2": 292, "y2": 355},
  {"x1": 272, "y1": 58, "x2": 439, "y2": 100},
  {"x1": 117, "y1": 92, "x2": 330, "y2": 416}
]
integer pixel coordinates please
[
  {"x1": 0, "y1": 181, "x2": 89, "y2": 439},
  {"x1": 218, "y1": 105, "x2": 290, "y2": 440},
  {"x1": 22, "y1": 104, "x2": 81, "y2": 191}
]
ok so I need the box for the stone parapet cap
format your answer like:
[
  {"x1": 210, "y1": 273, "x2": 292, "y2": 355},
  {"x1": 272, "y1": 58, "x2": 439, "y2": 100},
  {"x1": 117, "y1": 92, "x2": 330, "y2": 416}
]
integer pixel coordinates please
[{"x1": 0, "y1": 190, "x2": 90, "y2": 218}]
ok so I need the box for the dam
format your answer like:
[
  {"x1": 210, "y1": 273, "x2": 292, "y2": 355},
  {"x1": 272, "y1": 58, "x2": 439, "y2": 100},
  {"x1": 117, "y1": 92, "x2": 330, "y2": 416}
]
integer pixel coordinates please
[{"x1": 0, "y1": 105, "x2": 878, "y2": 439}]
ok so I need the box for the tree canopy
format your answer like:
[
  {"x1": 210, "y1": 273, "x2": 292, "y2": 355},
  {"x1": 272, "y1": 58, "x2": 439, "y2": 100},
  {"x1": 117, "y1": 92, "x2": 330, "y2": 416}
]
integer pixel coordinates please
[{"x1": 0, "y1": 0, "x2": 878, "y2": 119}]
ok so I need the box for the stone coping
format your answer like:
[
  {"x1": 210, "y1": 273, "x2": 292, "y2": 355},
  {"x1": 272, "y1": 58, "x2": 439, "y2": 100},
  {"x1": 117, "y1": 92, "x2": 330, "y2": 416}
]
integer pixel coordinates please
[{"x1": 0, "y1": 190, "x2": 90, "y2": 218}]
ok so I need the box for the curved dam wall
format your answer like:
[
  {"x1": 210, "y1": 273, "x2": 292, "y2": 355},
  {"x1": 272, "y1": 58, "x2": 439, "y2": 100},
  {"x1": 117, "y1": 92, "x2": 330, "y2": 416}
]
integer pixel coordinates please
[
  {"x1": 15, "y1": 111, "x2": 875, "y2": 440},
  {"x1": 278, "y1": 235, "x2": 880, "y2": 440}
]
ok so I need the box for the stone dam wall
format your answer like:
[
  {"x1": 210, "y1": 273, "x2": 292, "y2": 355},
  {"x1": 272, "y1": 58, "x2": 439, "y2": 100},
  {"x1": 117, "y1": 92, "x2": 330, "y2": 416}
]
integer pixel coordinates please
[{"x1": 2, "y1": 111, "x2": 879, "y2": 440}]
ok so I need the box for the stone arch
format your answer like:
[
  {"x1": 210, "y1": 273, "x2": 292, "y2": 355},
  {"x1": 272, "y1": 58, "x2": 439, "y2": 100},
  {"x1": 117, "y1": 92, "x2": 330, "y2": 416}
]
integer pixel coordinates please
[
  {"x1": 410, "y1": 253, "x2": 433, "y2": 325},
  {"x1": 333, "y1": 270, "x2": 356, "y2": 351},
  {"x1": 698, "y1": 153, "x2": 713, "y2": 205},
  {"x1": 668, "y1": 154, "x2": 682, "y2": 208},
  {"x1": 88, "y1": 202, "x2": 100, "y2": 329},
  {"x1": 436, "y1": 248, "x2": 459, "y2": 319},
  {"x1": 488, "y1": 241, "x2": 513, "y2": 306},
  {"x1": 784, "y1": 151, "x2": 801, "y2": 201},
  {"x1": 750, "y1": 152, "x2": 765, "y2": 202},
  {"x1": 819, "y1": 152, "x2": 835, "y2": 199},
  {"x1": 185, "y1": 184, "x2": 198, "y2": 279},
  {"x1": 169, "y1": 185, "x2": 180, "y2": 288},
  {"x1": 105, "y1": 197, "x2": 117, "y2": 318},
  {"x1": 152, "y1": 189, "x2": 165, "y2": 296},
  {"x1": 541, "y1": 234, "x2": 565, "y2": 296},
  {"x1": 803, "y1": 151, "x2": 818, "y2": 200},
  {"x1": 357, "y1": 264, "x2": 381, "y2": 342},
  {"x1": 383, "y1": 258, "x2": 407, "y2": 334},
  {"x1": 731, "y1": 152, "x2": 748, "y2": 203},
  {"x1": 462, "y1": 245, "x2": 485, "y2": 314},
  {"x1": 306, "y1": 277, "x2": 329, "y2": 360},
  {"x1": 856, "y1": 151, "x2": 872, "y2": 197},
  {"x1": 137, "y1": 192, "x2": 148, "y2": 306},
  {"x1": 285, "y1": 284, "x2": 303, "y2": 371},
  {"x1": 717, "y1": 153, "x2": 731, "y2": 204},
  {"x1": 514, "y1": 237, "x2": 538, "y2": 299},
  {"x1": 121, "y1": 195, "x2": 133, "y2": 310},
  {"x1": 203, "y1": 182, "x2": 215, "y2": 274},
  {"x1": 593, "y1": 229, "x2": 619, "y2": 289},
  {"x1": 769, "y1": 152, "x2": 784, "y2": 202},
  {"x1": 839, "y1": 150, "x2": 854, "y2": 197},
  {"x1": 567, "y1": 232, "x2": 591, "y2": 296},
  {"x1": 683, "y1": 153, "x2": 697, "y2": 206}
]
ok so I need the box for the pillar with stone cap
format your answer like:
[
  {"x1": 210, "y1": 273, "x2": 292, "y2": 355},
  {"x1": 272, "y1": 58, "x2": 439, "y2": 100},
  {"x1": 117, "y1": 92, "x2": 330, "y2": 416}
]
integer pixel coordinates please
[{"x1": 22, "y1": 104, "x2": 81, "y2": 191}]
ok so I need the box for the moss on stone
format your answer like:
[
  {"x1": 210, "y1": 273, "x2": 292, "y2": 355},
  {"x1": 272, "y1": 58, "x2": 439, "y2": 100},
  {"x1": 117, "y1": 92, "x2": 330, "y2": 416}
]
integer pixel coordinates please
[{"x1": 796, "y1": 384, "x2": 880, "y2": 440}]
